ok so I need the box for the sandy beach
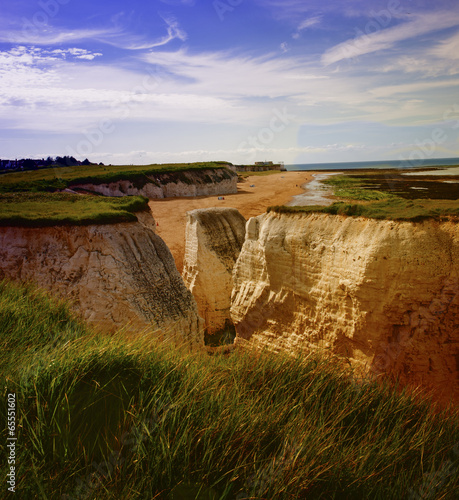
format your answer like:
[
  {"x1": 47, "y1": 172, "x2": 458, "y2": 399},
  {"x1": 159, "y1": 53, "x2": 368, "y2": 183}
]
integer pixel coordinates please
[{"x1": 149, "y1": 171, "x2": 314, "y2": 271}]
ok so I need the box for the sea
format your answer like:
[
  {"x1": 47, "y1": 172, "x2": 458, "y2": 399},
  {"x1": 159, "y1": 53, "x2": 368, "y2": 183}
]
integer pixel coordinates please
[{"x1": 285, "y1": 157, "x2": 459, "y2": 172}]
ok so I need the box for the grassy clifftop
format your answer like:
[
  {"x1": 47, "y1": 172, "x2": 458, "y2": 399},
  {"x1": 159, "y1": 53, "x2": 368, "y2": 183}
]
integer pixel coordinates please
[
  {"x1": 0, "y1": 192, "x2": 149, "y2": 227},
  {"x1": 0, "y1": 161, "x2": 234, "y2": 227},
  {"x1": 269, "y1": 197, "x2": 459, "y2": 220},
  {"x1": 1, "y1": 279, "x2": 458, "y2": 499},
  {"x1": 0, "y1": 161, "x2": 232, "y2": 193}
]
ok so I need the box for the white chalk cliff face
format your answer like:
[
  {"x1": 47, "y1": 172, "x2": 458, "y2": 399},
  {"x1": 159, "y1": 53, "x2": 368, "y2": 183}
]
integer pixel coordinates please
[
  {"x1": 73, "y1": 168, "x2": 237, "y2": 199},
  {"x1": 182, "y1": 208, "x2": 246, "y2": 335},
  {"x1": 0, "y1": 211, "x2": 204, "y2": 347},
  {"x1": 231, "y1": 212, "x2": 459, "y2": 402}
]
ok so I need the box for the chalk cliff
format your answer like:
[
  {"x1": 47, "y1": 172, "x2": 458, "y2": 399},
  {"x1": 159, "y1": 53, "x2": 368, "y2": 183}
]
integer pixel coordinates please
[
  {"x1": 182, "y1": 208, "x2": 246, "y2": 335},
  {"x1": 231, "y1": 211, "x2": 459, "y2": 401},
  {"x1": 0, "y1": 210, "x2": 204, "y2": 347},
  {"x1": 72, "y1": 168, "x2": 238, "y2": 199}
]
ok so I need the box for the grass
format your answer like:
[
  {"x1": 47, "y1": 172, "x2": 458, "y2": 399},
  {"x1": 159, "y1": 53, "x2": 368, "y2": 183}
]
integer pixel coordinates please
[
  {"x1": 0, "y1": 193, "x2": 149, "y2": 227},
  {"x1": 323, "y1": 175, "x2": 396, "y2": 201},
  {"x1": 269, "y1": 198, "x2": 459, "y2": 220},
  {"x1": 1, "y1": 279, "x2": 458, "y2": 499},
  {"x1": 0, "y1": 161, "x2": 235, "y2": 226},
  {"x1": 0, "y1": 162, "x2": 233, "y2": 193},
  {"x1": 269, "y1": 173, "x2": 459, "y2": 221}
]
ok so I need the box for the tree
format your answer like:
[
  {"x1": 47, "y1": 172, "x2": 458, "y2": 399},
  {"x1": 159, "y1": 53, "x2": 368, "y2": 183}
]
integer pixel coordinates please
[{"x1": 22, "y1": 159, "x2": 37, "y2": 170}]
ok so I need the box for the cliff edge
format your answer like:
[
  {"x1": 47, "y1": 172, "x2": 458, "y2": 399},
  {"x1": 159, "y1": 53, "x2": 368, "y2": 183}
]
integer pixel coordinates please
[
  {"x1": 231, "y1": 211, "x2": 459, "y2": 402},
  {"x1": 72, "y1": 168, "x2": 238, "y2": 199},
  {"x1": 0, "y1": 210, "x2": 204, "y2": 347}
]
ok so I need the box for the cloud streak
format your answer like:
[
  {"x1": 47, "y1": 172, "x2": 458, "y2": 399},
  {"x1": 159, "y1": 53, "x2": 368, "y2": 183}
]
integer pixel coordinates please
[
  {"x1": 101, "y1": 15, "x2": 187, "y2": 50},
  {"x1": 322, "y1": 11, "x2": 459, "y2": 65},
  {"x1": 0, "y1": 15, "x2": 186, "y2": 51},
  {"x1": 0, "y1": 27, "x2": 117, "y2": 46},
  {"x1": 298, "y1": 16, "x2": 322, "y2": 30}
]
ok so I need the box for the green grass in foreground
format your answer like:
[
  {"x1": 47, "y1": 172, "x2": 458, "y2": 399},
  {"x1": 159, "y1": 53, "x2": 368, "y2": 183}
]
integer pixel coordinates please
[
  {"x1": 0, "y1": 193, "x2": 149, "y2": 227},
  {"x1": 1, "y1": 279, "x2": 458, "y2": 499},
  {"x1": 0, "y1": 162, "x2": 231, "y2": 193}
]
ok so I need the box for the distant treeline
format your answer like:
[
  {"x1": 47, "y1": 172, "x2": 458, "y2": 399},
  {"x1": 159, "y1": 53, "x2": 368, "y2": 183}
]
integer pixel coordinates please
[{"x1": 0, "y1": 156, "x2": 101, "y2": 173}]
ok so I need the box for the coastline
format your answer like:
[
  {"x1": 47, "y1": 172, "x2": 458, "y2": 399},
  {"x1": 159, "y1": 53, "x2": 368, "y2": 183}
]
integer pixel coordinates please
[{"x1": 149, "y1": 171, "x2": 315, "y2": 271}]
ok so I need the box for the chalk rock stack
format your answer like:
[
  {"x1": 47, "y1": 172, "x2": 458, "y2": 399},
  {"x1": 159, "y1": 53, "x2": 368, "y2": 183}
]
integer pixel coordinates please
[
  {"x1": 0, "y1": 210, "x2": 204, "y2": 347},
  {"x1": 182, "y1": 208, "x2": 246, "y2": 335},
  {"x1": 230, "y1": 211, "x2": 459, "y2": 401}
]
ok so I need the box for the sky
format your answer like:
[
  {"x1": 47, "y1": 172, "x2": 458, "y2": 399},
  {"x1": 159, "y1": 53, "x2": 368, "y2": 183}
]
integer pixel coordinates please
[{"x1": 1, "y1": 0, "x2": 459, "y2": 165}]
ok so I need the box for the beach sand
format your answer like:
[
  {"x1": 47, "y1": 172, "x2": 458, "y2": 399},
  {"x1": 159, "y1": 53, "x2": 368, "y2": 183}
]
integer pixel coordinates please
[{"x1": 149, "y1": 171, "x2": 314, "y2": 272}]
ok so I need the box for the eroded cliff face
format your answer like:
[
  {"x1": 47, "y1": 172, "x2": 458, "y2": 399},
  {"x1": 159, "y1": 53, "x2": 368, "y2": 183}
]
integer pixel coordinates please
[
  {"x1": 182, "y1": 208, "x2": 246, "y2": 335},
  {"x1": 231, "y1": 212, "x2": 459, "y2": 401},
  {"x1": 73, "y1": 168, "x2": 237, "y2": 199},
  {"x1": 0, "y1": 211, "x2": 204, "y2": 347}
]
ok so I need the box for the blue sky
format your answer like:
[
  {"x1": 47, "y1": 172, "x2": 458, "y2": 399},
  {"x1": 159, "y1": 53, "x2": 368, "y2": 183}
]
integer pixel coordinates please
[{"x1": 1, "y1": 0, "x2": 459, "y2": 165}]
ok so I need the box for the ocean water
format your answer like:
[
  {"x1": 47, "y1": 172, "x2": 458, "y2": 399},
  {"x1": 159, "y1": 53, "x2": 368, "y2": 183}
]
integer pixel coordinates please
[{"x1": 286, "y1": 157, "x2": 459, "y2": 171}]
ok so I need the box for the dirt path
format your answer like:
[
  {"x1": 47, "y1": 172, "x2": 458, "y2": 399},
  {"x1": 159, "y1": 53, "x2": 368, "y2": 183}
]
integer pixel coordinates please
[{"x1": 149, "y1": 171, "x2": 314, "y2": 272}]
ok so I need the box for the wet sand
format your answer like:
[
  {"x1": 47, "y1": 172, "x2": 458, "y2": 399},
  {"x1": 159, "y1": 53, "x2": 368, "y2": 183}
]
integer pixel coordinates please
[
  {"x1": 287, "y1": 172, "x2": 341, "y2": 207},
  {"x1": 149, "y1": 171, "x2": 314, "y2": 271}
]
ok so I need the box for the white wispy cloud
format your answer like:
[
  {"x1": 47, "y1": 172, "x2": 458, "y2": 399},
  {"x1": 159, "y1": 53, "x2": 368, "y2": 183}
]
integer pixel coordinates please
[
  {"x1": 103, "y1": 14, "x2": 187, "y2": 50},
  {"x1": 379, "y1": 54, "x2": 459, "y2": 77},
  {"x1": 142, "y1": 49, "x2": 327, "y2": 99},
  {"x1": 321, "y1": 11, "x2": 459, "y2": 65},
  {"x1": 298, "y1": 16, "x2": 322, "y2": 30},
  {"x1": 0, "y1": 27, "x2": 117, "y2": 46},
  {"x1": 291, "y1": 15, "x2": 322, "y2": 39},
  {"x1": 430, "y1": 30, "x2": 459, "y2": 60},
  {"x1": 370, "y1": 78, "x2": 459, "y2": 98},
  {"x1": 0, "y1": 46, "x2": 102, "y2": 72},
  {"x1": 0, "y1": 38, "x2": 455, "y2": 139},
  {"x1": 0, "y1": 15, "x2": 186, "y2": 51}
]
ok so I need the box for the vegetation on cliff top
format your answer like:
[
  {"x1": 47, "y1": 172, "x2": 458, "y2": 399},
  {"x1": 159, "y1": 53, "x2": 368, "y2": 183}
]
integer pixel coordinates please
[
  {"x1": 2, "y1": 279, "x2": 458, "y2": 499},
  {"x1": 269, "y1": 198, "x2": 459, "y2": 220},
  {"x1": 269, "y1": 170, "x2": 459, "y2": 221},
  {"x1": 0, "y1": 161, "x2": 235, "y2": 227},
  {"x1": 0, "y1": 192, "x2": 149, "y2": 227},
  {"x1": 0, "y1": 161, "x2": 233, "y2": 193}
]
